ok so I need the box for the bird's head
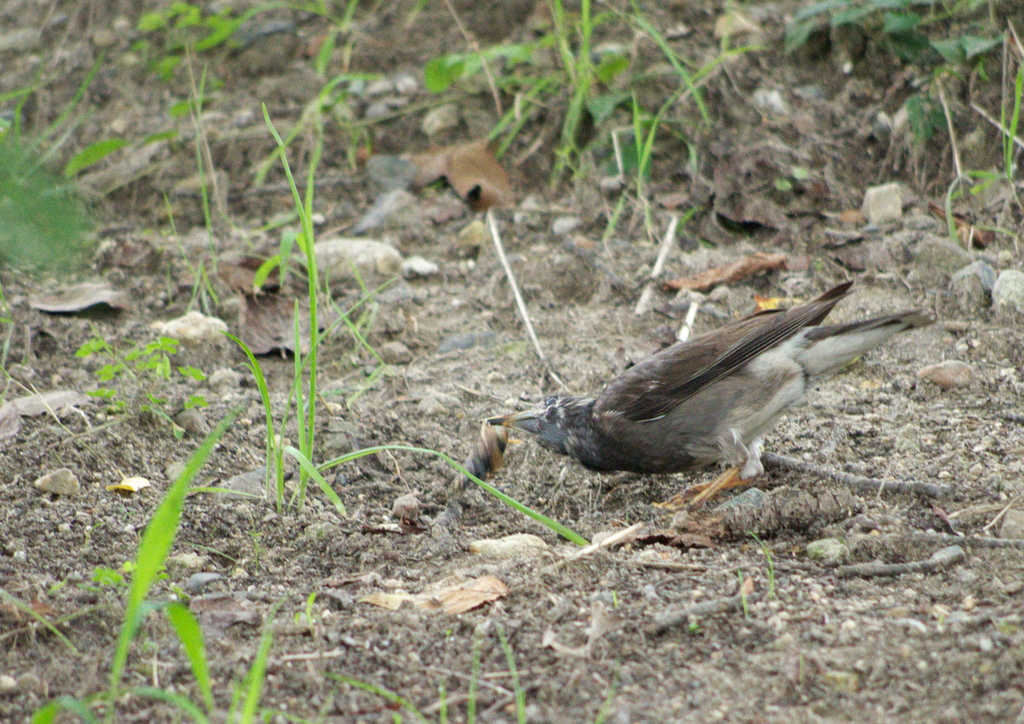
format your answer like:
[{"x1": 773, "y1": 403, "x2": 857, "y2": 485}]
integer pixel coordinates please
[{"x1": 487, "y1": 396, "x2": 595, "y2": 456}]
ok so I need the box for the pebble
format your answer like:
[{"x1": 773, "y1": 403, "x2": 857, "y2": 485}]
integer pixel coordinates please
[
  {"x1": 0, "y1": 674, "x2": 16, "y2": 696},
  {"x1": 861, "y1": 183, "x2": 902, "y2": 225},
  {"x1": 217, "y1": 468, "x2": 266, "y2": 500},
  {"x1": 908, "y1": 236, "x2": 972, "y2": 287},
  {"x1": 417, "y1": 393, "x2": 459, "y2": 417},
  {"x1": 208, "y1": 368, "x2": 243, "y2": 390},
  {"x1": 351, "y1": 189, "x2": 418, "y2": 233},
  {"x1": 0, "y1": 28, "x2": 42, "y2": 53},
  {"x1": 992, "y1": 270, "x2": 1024, "y2": 315},
  {"x1": 551, "y1": 216, "x2": 581, "y2": 235},
  {"x1": 315, "y1": 237, "x2": 403, "y2": 280},
  {"x1": 437, "y1": 330, "x2": 496, "y2": 354},
  {"x1": 952, "y1": 259, "x2": 997, "y2": 291},
  {"x1": 174, "y1": 408, "x2": 209, "y2": 436},
  {"x1": 999, "y1": 509, "x2": 1024, "y2": 540},
  {"x1": 752, "y1": 87, "x2": 788, "y2": 114},
  {"x1": 184, "y1": 572, "x2": 224, "y2": 594},
  {"x1": 916, "y1": 361, "x2": 976, "y2": 389},
  {"x1": 379, "y1": 341, "x2": 413, "y2": 365},
  {"x1": 421, "y1": 103, "x2": 460, "y2": 136},
  {"x1": 470, "y1": 533, "x2": 550, "y2": 559},
  {"x1": 33, "y1": 468, "x2": 80, "y2": 496},
  {"x1": 823, "y1": 670, "x2": 859, "y2": 693},
  {"x1": 150, "y1": 311, "x2": 228, "y2": 342},
  {"x1": 402, "y1": 255, "x2": 439, "y2": 278},
  {"x1": 806, "y1": 538, "x2": 849, "y2": 565},
  {"x1": 392, "y1": 493, "x2": 421, "y2": 520}
]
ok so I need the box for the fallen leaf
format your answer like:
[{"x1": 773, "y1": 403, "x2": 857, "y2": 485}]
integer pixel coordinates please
[
  {"x1": 10, "y1": 390, "x2": 90, "y2": 417},
  {"x1": 408, "y1": 139, "x2": 512, "y2": 210},
  {"x1": 927, "y1": 201, "x2": 993, "y2": 249},
  {"x1": 238, "y1": 293, "x2": 334, "y2": 355},
  {"x1": 150, "y1": 311, "x2": 228, "y2": 343},
  {"x1": 753, "y1": 295, "x2": 782, "y2": 312},
  {"x1": 217, "y1": 255, "x2": 280, "y2": 294},
  {"x1": 30, "y1": 282, "x2": 129, "y2": 313},
  {"x1": 663, "y1": 252, "x2": 787, "y2": 292},
  {"x1": 106, "y1": 476, "x2": 152, "y2": 494},
  {"x1": 358, "y1": 575, "x2": 508, "y2": 615}
]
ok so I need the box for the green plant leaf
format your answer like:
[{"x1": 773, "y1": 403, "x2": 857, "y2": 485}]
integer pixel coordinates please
[
  {"x1": 886, "y1": 31, "x2": 933, "y2": 63},
  {"x1": 931, "y1": 38, "x2": 965, "y2": 64},
  {"x1": 252, "y1": 254, "x2": 281, "y2": 291},
  {"x1": 595, "y1": 53, "x2": 629, "y2": 84},
  {"x1": 961, "y1": 35, "x2": 1001, "y2": 60},
  {"x1": 285, "y1": 445, "x2": 346, "y2": 516},
  {"x1": 424, "y1": 55, "x2": 466, "y2": 94},
  {"x1": 882, "y1": 12, "x2": 920, "y2": 33},
  {"x1": 587, "y1": 92, "x2": 628, "y2": 125},
  {"x1": 137, "y1": 11, "x2": 168, "y2": 32},
  {"x1": 784, "y1": 19, "x2": 817, "y2": 53},
  {"x1": 64, "y1": 137, "x2": 125, "y2": 180}
]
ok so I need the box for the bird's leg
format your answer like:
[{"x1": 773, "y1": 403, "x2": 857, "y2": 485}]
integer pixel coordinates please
[{"x1": 661, "y1": 433, "x2": 764, "y2": 509}]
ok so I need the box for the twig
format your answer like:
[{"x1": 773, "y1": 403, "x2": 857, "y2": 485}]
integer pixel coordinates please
[
  {"x1": 441, "y1": 0, "x2": 502, "y2": 117},
  {"x1": 982, "y1": 496, "x2": 1022, "y2": 534},
  {"x1": 937, "y1": 81, "x2": 963, "y2": 180},
  {"x1": 970, "y1": 102, "x2": 1024, "y2": 152},
  {"x1": 835, "y1": 544, "x2": 965, "y2": 578},
  {"x1": 485, "y1": 211, "x2": 566, "y2": 390},
  {"x1": 634, "y1": 214, "x2": 679, "y2": 315},
  {"x1": 676, "y1": 298, "x2": 700, "y2": 342},
  {"x1": 277, "y1": 649, "x2": 346, "y2": 663},
  {"x1": 761, "y1": 452, "x2": 951, "y2": 498},
  {"x1": 649, "y1": 592, "x2": 762, "y2": 634},
  {"x1": 569, "y1": 522, "x2": 643, "y2": 559}
]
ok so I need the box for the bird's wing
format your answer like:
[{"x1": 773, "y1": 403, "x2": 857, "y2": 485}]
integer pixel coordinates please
[{"x1": 597, "y1": 282, "x2": 853, "y2": 422}]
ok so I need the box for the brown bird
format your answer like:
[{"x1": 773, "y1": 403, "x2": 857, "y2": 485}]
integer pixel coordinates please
[{"x1": 489, "y1": 282, "x2": 933, "y2": 504}]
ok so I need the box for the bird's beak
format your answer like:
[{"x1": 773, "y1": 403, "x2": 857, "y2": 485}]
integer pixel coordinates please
[{"x1": 487, "y1": 409, "x2": 543, "y2": 435}]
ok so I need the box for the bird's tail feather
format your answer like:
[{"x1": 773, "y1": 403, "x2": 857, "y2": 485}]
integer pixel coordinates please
[{"x1": 796, "y1": 311, "x2": 933, "y2": 378}]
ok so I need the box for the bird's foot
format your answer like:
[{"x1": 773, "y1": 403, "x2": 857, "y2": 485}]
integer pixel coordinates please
[{"x1": 656, "y1": 466, "x2": 750, "y2": 510}]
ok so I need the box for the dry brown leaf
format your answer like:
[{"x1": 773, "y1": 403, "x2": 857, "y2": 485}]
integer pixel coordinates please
[
  {"x1": 663, "y1": 252, "x2": 787, "y2": 292},
  {"x1": 10, "y1": 390, "x2": 90, "y2": 417},
  {"x1": 190, "y1": 593, "x2": 260, "y2": 638},
  {"x1": 408, "y1": 139, "x2": 512, "y2": 210},
  {"x1": 238, "y1": 293, "x2": 318, "y2": 355},
  {"x1": 358, "y1": 575, "x2": 508, "y2": 615},
  {"x1": 217, "y1": 255, "x2": 279, "y2": 294},
  {"x1": 927, "y1": 201, "x2": 993, "y2": 249},
  {"x1": 30, "y1": 282, "x2": 129, "y2": 313}
]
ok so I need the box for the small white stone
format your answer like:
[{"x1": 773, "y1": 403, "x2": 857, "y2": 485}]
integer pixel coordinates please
[
  {"x1": 861, "y1": 183, "x2": 902, "y2": 224},
  {"x1": 402, "y1": 255, "x2": 439, "y2": 278},
  {"x1": 33, "y1": 468, "x2": 80, "y2": 496}
]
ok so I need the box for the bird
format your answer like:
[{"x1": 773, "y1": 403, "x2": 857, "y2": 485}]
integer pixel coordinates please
[{"x1": 488, "y1": 282, "x2": 933, "y2": 505}]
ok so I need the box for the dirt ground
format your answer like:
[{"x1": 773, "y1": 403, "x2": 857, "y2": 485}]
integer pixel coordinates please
[{"x1": 2, "y1": 0, "x2": 1024, "y2": 722}]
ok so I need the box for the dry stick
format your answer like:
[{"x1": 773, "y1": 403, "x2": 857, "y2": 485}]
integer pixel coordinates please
[
  {"x1": 982, "y1": 495, "x2": 1022, "y2": 533},
  {"x1": 485, "y1": 211, "x2": 567, "y2": 390},
  {"x1": 649, "y1": 592, "x2": 762, "y2": 635},
  {"x1": 634, "y1": 214, "x2": 679, "y2": 315},
  {"x1": 441, "y1": 0, "x2": 502, "y2": 117},
  {"x1": 971, "y1": 102, "x2": 1024, "y2": 152},
  {"x1": 936, "y1": 80, "x2": 976, "y2": 249},
  {"x1": 677, "y1": 298, "x2": 700, "y2": 342},
  {"x1": 761, "y1": 452, "x2": 952, "y2": 498},
  {"x1": 569, "y1": 522, "x2": 644, "y2": 559},
  {"x1": 835, "y1": 544, "x2": 965, "y2": 579}
]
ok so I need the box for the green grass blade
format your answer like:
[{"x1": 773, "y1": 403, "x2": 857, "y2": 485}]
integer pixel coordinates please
[
  {"x1": 284, "y1": 445, "x2": 346, "y2": 516},
  {"x1": 166, "y1": 602, "x2": 214, "y2": 712},
  {"x1": 318, "y1": 444, "x2": 587, "y2": 545},
  {"x1": 108, "y1": 410, "x2": 237, "y2": 697},
  {"x1": 0, "y1": 590, "x2": 80, "y2": 655},
  {"x1": 496, "y1": 625, "x2": 526, "y2": 724}
]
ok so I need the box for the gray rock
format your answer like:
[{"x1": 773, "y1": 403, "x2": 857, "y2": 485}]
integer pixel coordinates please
[
  {"x1": 1000, "y1": 509, "x2": 1024, "y2": 539},
  {"x1": 715, "y1": 487, "x2": 767, "y2": 512},
  {"x1": 218, "y1": 468, "x2": 267, "y2": 500},
  {"x1": 174, "y1": 408, "x2": 209, "y2": 436},
  {"x1": 917, "y1": 361, "x2": 976, "y2": 389},
  {"x1": 0, "y1": 673, "x2": 17, "y2": 696},
  {"x1": 908, "y1": 235, "x2": 972, "y2": 287},
  {"x1": 421, "y1": 103, "x2": 460, "y2": 136},
  {"x1": 0, "y1": 28, "x2": 42, "y2": 53},
  {"x1": 992, "y1": 270, "x2": 1024, "y2": 316},
  {"x1": 551, "y1": 216, "x2": 581, "y2": 235},
  {"x1": 365, "y1": 155, "x2": 417, "y2": 192},
  {"x1": 379, "y1": 341, "x2": 413, "y2": 365},
  {"x1": 208, "y1": 368, "x2": 243, "y2": 390},
  {"x1": 185, "y1": 572, "x2": 224, "y2": 595},
  {"x1": 806, "y1": 537, "x2": 849, "y2": 565},
  {"x1": 437, "y1": 330, "x2": 496, "y2": 354},
  {"x1": 315, "y1": 237, "x2": 403, "y2": 280},
  {"x1": 952, "y1": 259, "x2": 997, "y2": 291},
  {"x1": 34, "y1": 468, "x2": 79, "y2": 496},
  {"x1": 861, "y1": 183, "x2": 902, "y2": 225}
]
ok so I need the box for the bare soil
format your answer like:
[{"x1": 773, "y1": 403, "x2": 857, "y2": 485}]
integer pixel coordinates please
[{"x1": 2, "y1": 1, "x2": 1024, "y2": 722}]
